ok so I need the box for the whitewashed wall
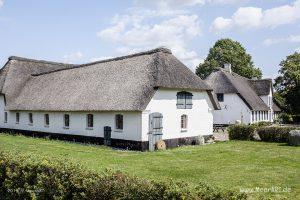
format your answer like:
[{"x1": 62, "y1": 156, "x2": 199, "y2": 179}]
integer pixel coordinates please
[
  {"x1": 0, "y1": 88, "x2": 214, "y2": 142},
  {"x1": 0, "y1": 95, "x2": 143, "y2": 141},
  {"x1": 213, "y1": 93, "x2": 251, "y2": 125},
  {"x1": 142, "y1": 88, "x2": 214, "y2": 141}
]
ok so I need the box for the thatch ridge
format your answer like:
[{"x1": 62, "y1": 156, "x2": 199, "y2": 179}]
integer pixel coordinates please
[
  {"x1": 1, "y1": 47, "x2": 218, "y2": 111},
  {"x1": 32, "y1": 47, "x2": 172, "y2": 76}
]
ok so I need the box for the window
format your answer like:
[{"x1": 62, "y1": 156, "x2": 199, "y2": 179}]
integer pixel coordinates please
[
  {"x1": 44, "y1": 114, "x2": 49, "y2": 126},
  {"x1": 181, "y1": 115, "x2": 188, "y2": 130},
  {"x1": 4, "y1": 112, "x2": 7, "y2": 123},
  {"x1": 252, "y1": 111, "x2": 255, "y2": 122},
  {"x1": 176, "y1": 91, "x2": 193, "y2": 109},
  {"x1": 64, "y1": 114, "x2": 70, "y2": 128},
  {"x1": 115, "y1": 114, "x2": 123, "y2": 130},
  {"x1": 87, "y1": 114, "x2": 93, "y2": 128},
  {"x1": 216, "y1": 93, "x2": 224, "y2": 102},
  {"x1": 28, "y1": 113, "x2": 33, "y2": 125},
  {"x1": 16, "y1": 113, "x2": 20, "y2": 124}
]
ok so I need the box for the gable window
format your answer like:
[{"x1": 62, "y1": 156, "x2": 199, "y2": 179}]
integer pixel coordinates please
[
  {"x1": 216, "y1": 93, "x2": 224, "y2": 102},
  {"x1": 181, "y1": 115, "x2": 188, "y2": 130},
  {"x1": 16, "y1": 113, "x2": 20, "y2": 124},
  {"x1": 28, "y1": 113, "x2": 33, "y2": 125},
  {"x1": 177, "y1": 91, "x2": 193, "y2": 109},
  {"x1": 4, "y1": 112, "x2": 7, "y2": 123},
  {"x1": 44, "y1": 114, "x2": 49, "y2": 127},
  {"x1": 115, "y1": 114, "x2": 123, "y2": 130},
  {"x1": 64, "y1": 114, "x2": 70, "y2": 128},
  {"x1": 86, "y1": 114, "x2": 93, "y2": 129}
]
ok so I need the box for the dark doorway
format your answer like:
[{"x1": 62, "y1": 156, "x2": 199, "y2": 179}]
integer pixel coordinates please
[{"x1": 104, "y1": 126, "x2": 112, "y2": 146}]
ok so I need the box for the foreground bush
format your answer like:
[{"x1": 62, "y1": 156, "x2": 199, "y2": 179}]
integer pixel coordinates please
[
  {"x1": 278, "y1": 113, "x2": 293, "y2": 124},
  {"x1": 251, "y1": 121, "x2": 272, "y2": 127},
  {"x1": 257, "y1": 126, "x2": 296, "y2": 143},
  {"x1": 228, "y1": 124, "x2": 255, "y2": 140},
  {"x1": 0, "y1": 151, "x2": 246, "y2": 200}
]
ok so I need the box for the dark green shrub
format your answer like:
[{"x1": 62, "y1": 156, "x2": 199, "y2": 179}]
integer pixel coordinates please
[
  {"x1": 292, "y1": 115, "x2": 300, "y2": 124},
  {"x1": 257, "y1": 126, "x2": 296, "y2": 142},
  {"x1": 278, "y1": 113, "x2": 293, "y2": 124},
  {"x1": 251, "y1": 121, "x2": 272, "y2": 127},
  {"x1": 0, "y1": 151, "x2": 247, "y2": 200},
  {"x1": 228, "y1": 124, "x2": 256, "y2": 140}
]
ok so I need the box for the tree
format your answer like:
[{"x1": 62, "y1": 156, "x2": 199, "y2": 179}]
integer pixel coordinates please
[
  {"x1": 274, "y1": 52, "x2": 300, "y2": 114},
  {"x1": 196, "y1": 38, "x2": 262, "y2": 79}
]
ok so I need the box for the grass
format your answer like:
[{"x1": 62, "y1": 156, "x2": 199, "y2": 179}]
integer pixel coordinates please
[{"x1": 0, "y1": 134, "x2": 299, "y2": 199}]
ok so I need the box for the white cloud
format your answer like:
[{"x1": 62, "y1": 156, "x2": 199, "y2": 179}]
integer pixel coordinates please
[
  {"x1": 210, "y1": 17, "x2": 232, "y2": 31},
  {"x1": 0, "y1": 0, "x2": 3, "y2": 8},
  {"x1": 263, "y1": 34, "x2": 300, "y2": 46},
  {"x1": 211, "y1": 0, "x2": 300, "y2": 32},
  {"x1": 63, "y1": 51, "x2": 83, "y2": 63},
  {"x1": 296, "y1": 47, "x2": 300, "y2": 53},
  {"x1": 209, "y1": 0, "x2": 248, "y2": 4},
  {"x1": 232, "y1": 7, "x2": 262, "y2": 27},
  {"x1": 98, "y1": 12, "x2": 203, "y2": 71},
  {"x1": 89, "y1": 56, "x2": 113, "y2": 62}
]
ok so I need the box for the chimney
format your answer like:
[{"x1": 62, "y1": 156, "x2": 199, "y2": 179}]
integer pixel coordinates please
[{"x1": 223, "y1": 63, "x2": 232, "y2": 73}]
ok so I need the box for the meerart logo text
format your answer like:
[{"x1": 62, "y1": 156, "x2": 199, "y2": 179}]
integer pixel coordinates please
[{"x1": 240, "y1": 186, "x2": 291, "y2": 193}]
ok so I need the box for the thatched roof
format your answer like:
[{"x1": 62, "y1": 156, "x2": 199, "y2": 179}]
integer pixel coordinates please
[
  {"x1": 206, "y1": 68, "x2": 270, "y2": 111},
  {"x1": 249, "y1": 79, "x2": 272, "y2": 96},
  {"x1": 0, "y1": 48, "x2": 219, "y2": 111}
]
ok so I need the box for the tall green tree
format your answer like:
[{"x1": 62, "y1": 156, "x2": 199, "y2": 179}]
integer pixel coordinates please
[
  {"x1": 196, "y1": 38, "x2": 262, "y2": 79},
  {"x1": 274, "y1": 52, "x2": 300, "y2": 114}
]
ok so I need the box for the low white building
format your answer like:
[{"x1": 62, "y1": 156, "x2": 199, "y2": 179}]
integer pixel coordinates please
[
  {"x1": 0, "y1": 48, "x2": 220, "y2": 151},
  {"x1": 205, "y1": 64, "x2": 281, "y2": 125}
]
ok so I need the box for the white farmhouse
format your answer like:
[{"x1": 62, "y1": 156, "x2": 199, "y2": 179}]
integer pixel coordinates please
[
  {"x1": 206, "y1": 64, "x2": 281, "y2": 125},
  {"x1": 0, "y1": 48, "x2": 220, "y2": 151}
]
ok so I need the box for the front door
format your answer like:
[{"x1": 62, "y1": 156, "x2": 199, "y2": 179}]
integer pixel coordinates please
[
  {"x1": 148, "y1": 112, "x2": 163, "y2": 151},
  {"x1": 104, "y1": 126, "x2": 112, "y2": 146}
]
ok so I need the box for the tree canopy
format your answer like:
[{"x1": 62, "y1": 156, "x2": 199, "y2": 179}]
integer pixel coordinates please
[
  {"x1": 196, "y1": 38, "x2": 262, "y2": 79},
  {"x1": 274, "y1": 52, "x2": 300, "y2": 114}
]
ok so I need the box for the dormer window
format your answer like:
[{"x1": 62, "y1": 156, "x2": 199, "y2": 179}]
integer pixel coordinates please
[{"x1": 177, "y1": 91, "x2": 193, "y2": 109}]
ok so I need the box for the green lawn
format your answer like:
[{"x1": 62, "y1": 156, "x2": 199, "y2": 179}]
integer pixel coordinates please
[{"x1": 0, "y1": 134, "x2": 299, "y2": 199}]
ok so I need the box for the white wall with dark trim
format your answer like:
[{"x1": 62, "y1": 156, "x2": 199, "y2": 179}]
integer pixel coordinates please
[
  {"x1": 0, "y1": 95, "x2": 142, "y2": 141},
  {"x1": 0, "y1": 87, "x2": 214, "y2": 142},
  {"x1": 142, "y1": 88, "x2": 214, "y2": 141}
]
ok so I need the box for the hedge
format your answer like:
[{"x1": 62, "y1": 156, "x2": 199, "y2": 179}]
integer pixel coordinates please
[
  {"x1": 256, "y1": 126, "x2": 296, "y2": 143},
  {"x1": 0, "y1": 151, "x2": 247, "y2": 200},
  {"x1": 228, "y1": 124, "x2": 256, "y2": 140}
]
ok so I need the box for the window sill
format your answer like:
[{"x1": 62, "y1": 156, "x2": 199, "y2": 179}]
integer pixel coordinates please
[
  {"x1": 181, "y1": 129, "x2": 188, "y2": 132},
  {"x1": 15, "y1": 122, "x2": 19, "y2": 124},
  {"x1": 114, "y1": 129, "x2": 123, "y2": 133},
  {"x1": 44, "y1": 125, "x2": 49, "y2": 128},
  {"x1": 86, "y1": 127, "x2": 93, "y2": 130},
  {"x1": 28, "y1": 123, "x2": 33, "y2": 126},
  {"x1": 63, "y1": 126, "x2": 70, "y2": 130}
]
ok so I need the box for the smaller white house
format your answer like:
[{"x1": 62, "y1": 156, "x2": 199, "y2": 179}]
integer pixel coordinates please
[
  {"x1": 0, "y1": 48, "x2": 220, "y2": 151},
  {"x1": 206, "y1": 64, "x2": 281, "y2": 125}
]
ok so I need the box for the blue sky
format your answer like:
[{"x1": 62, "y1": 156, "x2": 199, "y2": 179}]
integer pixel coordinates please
[{"x1": 0, "y1": 0, "x2": 299, "y2": 78}]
